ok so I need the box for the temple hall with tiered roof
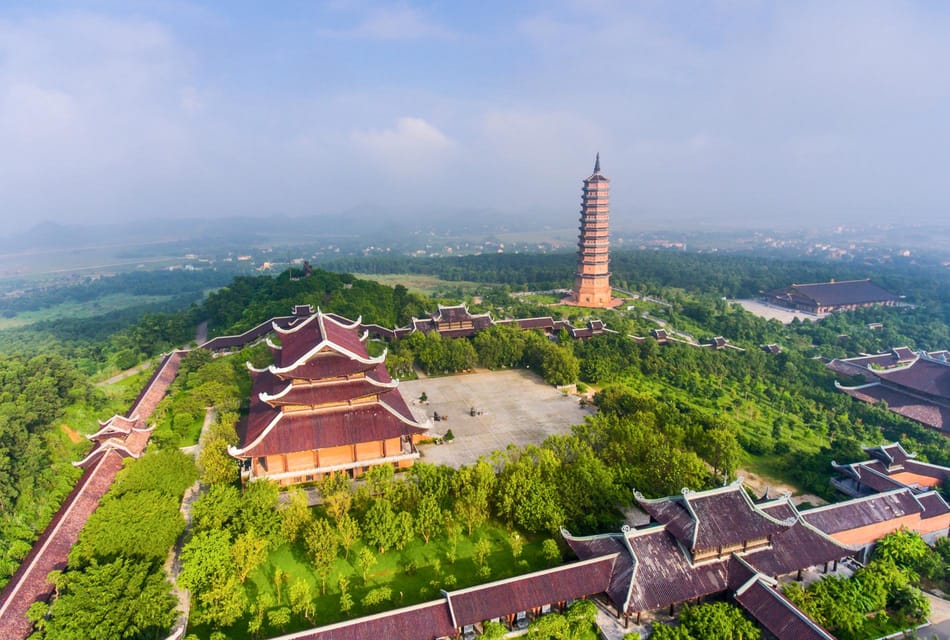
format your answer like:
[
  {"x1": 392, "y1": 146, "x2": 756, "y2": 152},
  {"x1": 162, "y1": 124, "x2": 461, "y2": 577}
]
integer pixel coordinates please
[{"x1": 229, "y1": 309, "x2": 430, "y2": 485}]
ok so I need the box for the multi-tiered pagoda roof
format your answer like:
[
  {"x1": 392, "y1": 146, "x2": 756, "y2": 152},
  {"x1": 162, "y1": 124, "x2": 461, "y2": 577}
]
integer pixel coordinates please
[{"x1": 230, "y1": 310, "x2": 429, "y2": 481}]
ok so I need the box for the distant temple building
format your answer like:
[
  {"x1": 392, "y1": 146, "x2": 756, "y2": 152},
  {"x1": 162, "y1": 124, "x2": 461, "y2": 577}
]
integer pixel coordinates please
[
  {"x1": 229, "y1": 309, "x2": 430, "y2": 486},
  {"x1": 564, "y1": 154, "x2": 621, "y2": 309},
  {"x1": 764, "y1": 279, "x2": 899, "y2": 315},
  {"x1": 829, "y1": 349, "x2": 950, "y2": 433}
]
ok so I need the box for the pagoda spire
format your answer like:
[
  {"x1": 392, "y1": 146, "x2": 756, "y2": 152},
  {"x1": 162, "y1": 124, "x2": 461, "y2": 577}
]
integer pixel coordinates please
[{"x1": 593, "y1": 152, "x2": 601, "y2": 174}]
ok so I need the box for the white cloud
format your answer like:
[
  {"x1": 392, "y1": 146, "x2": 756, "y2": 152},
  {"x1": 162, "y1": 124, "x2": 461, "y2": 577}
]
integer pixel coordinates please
[{"x1": 352, "y1": 116, "x2": 454, "y2": 177}]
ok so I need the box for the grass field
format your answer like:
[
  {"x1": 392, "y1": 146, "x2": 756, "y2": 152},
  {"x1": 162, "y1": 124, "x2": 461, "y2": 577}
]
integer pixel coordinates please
[
  {"x1": 0, "y1": 293, "x2": 175, "y2": 330},
  {"x1": 188, "y1": 521, "x2": 556, "y2": 639},
  {"x1": 352, "y1": 273, "x2": 483, "y2": 296}
]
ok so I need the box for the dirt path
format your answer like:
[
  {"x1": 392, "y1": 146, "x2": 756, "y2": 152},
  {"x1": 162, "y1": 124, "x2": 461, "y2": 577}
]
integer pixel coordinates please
[
  {"x1": 96, "y1": 361, "x2": 153, "y2": 387},
  {"x1": 738, "y1": 468, "x2": 827, "y2": 506},
  {"x1": 165, "y1": 407, "x2": 217, "y2": 638}
]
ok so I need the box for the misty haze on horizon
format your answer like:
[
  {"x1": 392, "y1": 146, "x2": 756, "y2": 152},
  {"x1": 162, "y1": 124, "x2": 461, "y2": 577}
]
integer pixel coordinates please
[{"x1": 1, "y1": 1, "x2": 949, "y2": 234}]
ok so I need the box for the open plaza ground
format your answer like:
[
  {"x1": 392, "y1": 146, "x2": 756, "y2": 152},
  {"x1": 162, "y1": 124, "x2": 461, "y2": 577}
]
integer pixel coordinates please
[
  {"x1": 732, "y1": 298, "x2": 827, "y2": 324},
  {"x1": 401, "y1": 369, "x2": 595, "y2": 468}
]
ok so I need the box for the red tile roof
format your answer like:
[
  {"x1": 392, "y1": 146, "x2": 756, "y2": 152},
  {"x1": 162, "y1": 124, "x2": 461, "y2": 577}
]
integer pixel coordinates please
[
  {"x1": 445, "y1": 556, "x2": 616, "y2": 626},
  {"x1": 235, "y1": 402, "x2": 426, "y2": 457},
  {"x1": 735, "y1": 577, "x2": 835, "y2": 640},
  {"x1": 801, "y1": 489, "x2": 922, "y2": 535},
  {"x1": 270, "y1": 600, "x2": 455, "y2": 640}
]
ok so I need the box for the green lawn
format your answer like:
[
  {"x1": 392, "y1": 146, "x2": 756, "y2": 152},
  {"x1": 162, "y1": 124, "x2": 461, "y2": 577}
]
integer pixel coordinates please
[
  {"x1": 187, "y1": 522, "x2": 556, "y2": 639},
  {"x1": 352, "y1": 273, "x2": 483, "y2": 297}
]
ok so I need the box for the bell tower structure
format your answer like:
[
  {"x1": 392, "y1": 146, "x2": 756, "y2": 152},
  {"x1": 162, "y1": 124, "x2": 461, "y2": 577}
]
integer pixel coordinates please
[{"x1": 564, "y1": 154, "x2": 620, "y2": 308}]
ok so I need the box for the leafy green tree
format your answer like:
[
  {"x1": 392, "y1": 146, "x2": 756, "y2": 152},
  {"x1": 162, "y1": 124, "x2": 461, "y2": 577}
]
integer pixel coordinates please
[
  {"x1": 191, "y1": 483, "x2": 243, "y2": 533},
  {"x1": 679, "y1": 602, "x2": 760, "y2": 639},
  {"x1": 540, "y1": 345, "x2": 579, "y2": 386},
  {"x1": 337, "y1": 513, "x2": 361, "y2": 560},
  {"x1": 338, "y1": 575, "x2": 353, "y2": 614},
  {"x1": 70, "y1": 490, "x2": 185, "y2": 567},
  {"x1": 452, "y1": 459, "x2": 496, "y2": 536},
  {"x1": 267, "y1": 607, "x2": 291, "y2": 632},
  {"x1": 363, "y1": 498, "x2": 400, "y2": 553},
  {"x1": 356, "y1": 546, "x2": 378, "y2": 584},
  {"x1": 289, "y1": 577, "x2": 316, "y2": 623},
  {"x1": 873, "y1": 528, "x2": 930, "y2": 574},
  {"x1": 362, "y1": 586, "x2": 393, "y2": 608},
  {"x1": 542, "y1": 539, "x2": 561, "y2": 565},
  {"x1": 198, "y1": 437, "x2": 237, "y2": 485},
  {"x1": 482, "y1": 620, "x2": 508, "y2": 640},
  {"x1": 415, "y1": 493, "x2": 442, "y2": 544},
  {"x1": 280, "y1": 488, "x2": 313, "y2": 543},
  {"x1": 319, "y1": 471, "x2": 353, "y2": 523},
  {"x1": 305, "y1": 518, "x2": 340, "y2": 594},
  {"x1": 231, "y1": 530, "x2": 270, "y2": 584},
  {"x1": 528, "y1": 612, "x2": 570, "y2": 639},
  {"x1": 40, "y1": 558, "x2": 177, "y2": 640}
]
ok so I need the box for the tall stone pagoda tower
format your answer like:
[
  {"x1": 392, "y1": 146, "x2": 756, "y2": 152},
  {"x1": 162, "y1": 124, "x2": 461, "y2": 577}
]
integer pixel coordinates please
[{"x1": 564, "y1": 154, "x2": 621, "y2": 308}]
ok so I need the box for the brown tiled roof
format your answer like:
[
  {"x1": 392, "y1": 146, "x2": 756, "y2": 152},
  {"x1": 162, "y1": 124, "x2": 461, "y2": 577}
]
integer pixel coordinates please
[
  {"x1": 562, "y1": 532, "x2": 634, "y2": 610},
  {"x1": 735, "y1": 577, "x2": 836, "y2": 640},
  {"x1": 637, "y1": 485, "x2": 786, "y2": 553},
  {"x1": 510, "y1": 317, "x2": 556, "y2": 330},
  {"x1": 445, "y1": 556, "x2": 616, "y2": 626},
  {"x1": 235, "y1": 402, "x2": 426, "y2": 457},
  {"x1": 878, "y1": 358, "x2": 950, "y2": 400},
  {"x1": 917, "y1": 491, "x2": 950, "y2": 518},
  {"x1": 262, "y1": 372, "x2": 395, "y2": 407},
  {"x1": 743, "y1": 521, "x2": 852, "y2": 578},
  {"x1": 767, "y1": 279, "x2": 898, "y2": 307},
  {"x1": 271, "y1": 600, "x2": 455, "y2": 640},
  {"x1": 277, "y1": 354, "x2": 381, "y2": 380},
  {"x1": 801, "y1": 490, "x2": 922, "y2": 535},
  {"x1": 276, "y1": 313, "x2": 369, "y2": 368},
  {"x1": 838, "y1": 384, "x2": 950, "y2": 431},
  {"x1": 864, "y1": 442, "x2": 915, "y2": 466},
  {"x1": 625, "y1": 527, "x2": 731, "y2": 612}
]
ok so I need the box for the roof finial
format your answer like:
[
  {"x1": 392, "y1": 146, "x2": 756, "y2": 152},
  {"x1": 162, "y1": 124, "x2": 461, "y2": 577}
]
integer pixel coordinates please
[{"x1": 594, "y1": 152, "x2": 601, "y2": 173}]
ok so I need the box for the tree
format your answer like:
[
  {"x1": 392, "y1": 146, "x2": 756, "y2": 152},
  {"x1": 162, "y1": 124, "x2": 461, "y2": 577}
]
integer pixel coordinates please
[
  {"x1": 873, "y1": 528, "x2": 930, "y2": 574},
  {"x1": 540, "y1": 345, "x2": 579, "y2": 386},
  {"x1": 337, "y1": 513, "x2": 361, "y2": 560},
  {"x1": 40, "y1": 558, "x2": 177, "y2": 640},
  {"x1": 305, "y1": 518, "x2": 339, "y2": 594},
  {"x1": 179, "y1": 530, "x2": 247, "y2": 628},
  {"x1": 679, "y1": 602, "x2": 760, "y2": 640},
  {"x1": 289, "y1": 577, "x2": 316, "y2": 623},
  {"x1": 338, "y1": 575, "x2": 353, "y2": 614},
  {"x1": 320, "y1": 472, "x2": 353, "y2": 523},
  {"x1": 191, "y1": 483, "x2": 243, "y2": 534},
  {"x1": 452, "y1": 459, "x2": 496, "y2": 536},
  {"x1": 362, "y1": 586, "x2": 393, "y2": 608},
  {"x1": 482, "y1": 620, "x2": 508, "y2": 640},
  {"x1": 356, "y1": 546, "x2": 378, "y2": 584},
  {"x1": 699, "y1": 427, "x2": 742, "y2": 482},
  {"x1": 363, "y1": 498, "x2": 400, "y2": 553},
  {"x1": 280, "y1": 488, "x2": 313, "y2": 543},
  {"x1": 473, "y1": 537, "x2": 492, "y2": 568},
  {"x1": 542, "y1": 539, "x2": 561, "y2": 565},
  {"x1": 267, "y1": 607, "x2": 291, "y2": 632},
  {"x1": 231, "y1": 530, "x2": 270, "y2": 584},
  {"x1": 528, "y1": 611, "x2": 570, "y2": 639},
  {"x1": 415, "y1": 494, "x2": 442, "y2": 544}
]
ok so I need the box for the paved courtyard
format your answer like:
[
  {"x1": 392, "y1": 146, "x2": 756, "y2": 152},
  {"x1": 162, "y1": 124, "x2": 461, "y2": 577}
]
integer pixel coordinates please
[
  {"x1": 732, "y1": 299, "x2": 827, "y2": 324},
  {"x1": 400, "y1": 369, "x2": 595, "y2": 468}
]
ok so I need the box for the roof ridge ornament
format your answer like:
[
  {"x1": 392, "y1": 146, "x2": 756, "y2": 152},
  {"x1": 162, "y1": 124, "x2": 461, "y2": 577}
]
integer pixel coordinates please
[{"x1": 594, "y1": 152, "x2": 601, "y2": 174}]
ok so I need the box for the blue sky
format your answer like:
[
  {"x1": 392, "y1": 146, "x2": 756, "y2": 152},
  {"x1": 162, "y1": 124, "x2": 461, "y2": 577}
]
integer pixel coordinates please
[{"x1": 1, "y1": 1, "x2": 949, "y2": 232}]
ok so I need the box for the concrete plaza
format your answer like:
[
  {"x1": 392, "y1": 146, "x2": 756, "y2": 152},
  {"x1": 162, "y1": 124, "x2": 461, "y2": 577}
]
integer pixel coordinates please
[{"x1": 400, "y1": 369, "x2": 595, "y2": 468}]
